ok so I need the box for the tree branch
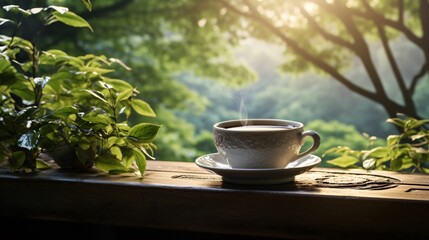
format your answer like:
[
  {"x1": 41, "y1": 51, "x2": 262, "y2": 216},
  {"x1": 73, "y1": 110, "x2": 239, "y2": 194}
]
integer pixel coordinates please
[
  {"x1": 314, "y1": 0, "x2": 422, "y2": 48},
  {"x1": 419, "y1": 0, "x2": 429, "y2": 74},
  {"x1": 297, "y1": 4, "x2": 355, "y2": 51},
  {"x1": 316, "y1": 0, "x2": 389, "y2": 100},
  {"x1": 219, "y1": 0, "x2": 378, "y2": 102},
  {"x1": 409, "y1": 63, "x2": 427, "y2": 95},
  {"x1": 398, "y1": 0, "x2": 404, "y2": 24},
  {"x1": 361, "y1": 1, "x2": 411, "y2": 107}
]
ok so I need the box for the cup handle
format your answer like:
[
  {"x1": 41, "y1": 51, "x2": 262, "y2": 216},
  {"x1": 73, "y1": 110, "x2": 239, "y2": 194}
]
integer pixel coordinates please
[{"x1": 295, "y1": 130, "x2": 321, "y2": 160}]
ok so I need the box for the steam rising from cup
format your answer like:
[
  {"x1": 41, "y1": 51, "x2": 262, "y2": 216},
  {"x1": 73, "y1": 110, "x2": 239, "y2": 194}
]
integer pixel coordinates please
[{"x1": 238, "y1": 91, "x2": 248, "y2": 126}]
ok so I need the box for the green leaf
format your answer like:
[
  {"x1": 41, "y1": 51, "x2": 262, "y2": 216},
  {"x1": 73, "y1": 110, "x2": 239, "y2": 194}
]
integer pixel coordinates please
[
  {"x1": 3, "y1": 5, "x2": 30, "y2": 16},
  {"x1": 47, "y1": 6, "x2": 69, "y2": 14},
  {"x1": 399, "y1": 157, "x2": 414, "y2": 170},
  {"x1": 82, "y1": 66, "x2": 114, "y2": 75},
  {"x1": 139, "y1": 145, "x2": 155, "y2": 159},
  {"x1": 117, "y1": 106, "x2": 132, "y2": 119},
  {"x1": 393, "y1": 146, "x2": 409, "y2": 160},
  {"x1": 109, "y1": 58, "x2": 131, "y2": 70},
  {"x1": 386, "y1": 118, "x2": 405, "y2": 128},
  {"x1": 0, "y1": 58, "x2": 11, "y2": 71},
  {"x1": 390, "y1": 158, "x2": 403, "y2": 171},
  {"x1": 40, "y1": 49, "x2": 70, "y2": 66},
  {"x1": 104, "y1": 79, "x2": 133, "y2": 91},
  {"x1": 53, "y1": 106, "x2": 79, "y2": 118},
  {"x1": 36, "y1": 159, "x2": 51, "y2": 169},
  {"x1": 410, "y1": 119, "x2": 429, "y2": 129},
  {"x1": 109, "y1": 146, "x2": 122, "y2": 160},
  {"x1": 17, "y1": 131, "x2": 39, "y2": 150},
  {"x1": 375, "y1": 157, "x2": 391, "y2": 168},
  {"x1": 0, "y1": 18, "x2": 13, "y2": 26},
  {"x1": 82, "y1": 114, "x2": 112, "y2": 125},
  {"x1": 8, "y1": 36, "x2": 33, "y2": 53},
  {"x1": 131, "y1": 99, "x2": 156, "y2": 117},
  {"x1": 116, "y1": 88, "x2": 134, "y2": 102},
  {"x1": 322, "y1": 146, "x2": 353, "y2": 156},
  {"x1": 9, "y1": 151, "x2": 26, "y2": 170},
  {"x1": 414, "y1": 147, "x2": 428, "y2": 154},
  {"x1": 387, "y1": 135, "x2": 400, "y2": 146},
  {"x1": 51, "y1": 11, "x2": 93, "y2": 32},
  {"x1": 81, "y1": 0, "x2": 92, "y2": 11},
  {"x1": 116, "y1": 123, "x2": 131, "y2": 132},
  {"x1": 122, "y1": 148, "x2": 134, "y2": 168},
  {"x1": 363, "y1": 147, "x2": 388, "y2": 159},
  {"x1": 95, "y1": 153, "x2": 128, "y2": 173},
  {"x1": 43, "y1": 49, "x2": 68, "y2": 56},
  {"x1": 411, "y1": 133, "x2": 428, "y2": 141},
  {"x1": 133, "y1": 149, "x2": 147, "y2": 176},
  {"x1": 327, "y1": 156, "x2": 359, "y2": 168},
  {"x1": 128, "y1": 123, "x2": 161, "y2": 143},
  {"x1": 0, "y1": 59, "x2": 20, "y2": 85},
  {"x1": 83, "y1": 89, "x2": 109, "y2": 104},
  {"x1": 29, "y1": 8, "x2": 43, "y2": 14},
  {"x1": 98, "y1": 81, "x2": 113, "y2": 89},
  {"x1": 78, "y1": 137, "x2": 91, "y2": 150},
  {"x1": 106, "y1": 137, "x2": 118, "y2": 149}
]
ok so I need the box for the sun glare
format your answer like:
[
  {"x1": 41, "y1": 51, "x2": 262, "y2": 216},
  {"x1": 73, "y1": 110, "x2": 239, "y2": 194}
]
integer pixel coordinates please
[
  {"x1": 303, "y1": 2, "x2": 318, "y2": 13},
  {"x1": 198, "y1": 18, "x2": 207, "y2": 27}
]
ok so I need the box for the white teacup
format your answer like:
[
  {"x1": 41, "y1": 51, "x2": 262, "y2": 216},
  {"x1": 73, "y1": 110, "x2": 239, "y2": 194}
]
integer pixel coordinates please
[{"x1": 213, "y1": 119, "x2": 321, "y2": 169}]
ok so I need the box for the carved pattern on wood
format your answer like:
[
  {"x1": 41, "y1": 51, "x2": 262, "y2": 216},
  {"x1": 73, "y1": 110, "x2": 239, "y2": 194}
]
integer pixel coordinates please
[{"x1": 172, "y1": 170, "x2": 400, "y2": 190}]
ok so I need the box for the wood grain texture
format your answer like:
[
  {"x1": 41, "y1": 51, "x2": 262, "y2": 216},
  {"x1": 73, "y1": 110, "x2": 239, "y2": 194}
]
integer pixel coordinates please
[{"x1": 0, "y1": 160, "x2": 428, "y2": 239}]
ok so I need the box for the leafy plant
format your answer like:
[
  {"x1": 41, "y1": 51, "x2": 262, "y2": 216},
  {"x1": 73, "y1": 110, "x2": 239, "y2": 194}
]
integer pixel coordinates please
[
  {"x1": 0, "y1": 2, "x2": 160, "y2": 176},
  {"x1": 324, "y1": 114, "x2": 429, "y2": 173},
  {"x1": 302, "y1": 119, "x2": 385, "y2": 167}
]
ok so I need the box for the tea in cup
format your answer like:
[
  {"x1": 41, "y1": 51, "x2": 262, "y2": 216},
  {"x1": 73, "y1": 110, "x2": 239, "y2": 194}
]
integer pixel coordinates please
[{"x1": 213, "y1": 119, "x2": 320, "y2": 169}]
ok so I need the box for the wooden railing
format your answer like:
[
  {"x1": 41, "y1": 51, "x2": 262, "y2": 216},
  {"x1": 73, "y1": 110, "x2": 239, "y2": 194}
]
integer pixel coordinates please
[{"x1": 0, "y1": 160, "x2": 428, "y2": 239}]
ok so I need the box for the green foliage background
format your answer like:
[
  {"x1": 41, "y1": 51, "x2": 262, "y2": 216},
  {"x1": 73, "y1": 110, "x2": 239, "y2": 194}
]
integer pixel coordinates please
[{"x1": 2, "y1": 0, "x2": 429, "y2": 168}]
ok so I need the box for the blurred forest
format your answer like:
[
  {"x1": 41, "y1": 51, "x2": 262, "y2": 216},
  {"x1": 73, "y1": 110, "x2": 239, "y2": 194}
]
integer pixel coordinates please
[{"x1": 2, "y1": 0, "x2": 428, "y2": 167}]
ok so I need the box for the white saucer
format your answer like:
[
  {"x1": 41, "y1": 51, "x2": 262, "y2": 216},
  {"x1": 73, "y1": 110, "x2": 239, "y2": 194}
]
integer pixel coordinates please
[{"x1": 195, "y1": 153, "x2": 321, "y2": 185}]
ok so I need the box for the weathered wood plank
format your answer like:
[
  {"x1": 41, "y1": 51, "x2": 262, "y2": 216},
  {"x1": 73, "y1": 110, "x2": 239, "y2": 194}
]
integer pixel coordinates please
[{"x1": 0, "y1": 160, "x2": 428, "y2": 239}]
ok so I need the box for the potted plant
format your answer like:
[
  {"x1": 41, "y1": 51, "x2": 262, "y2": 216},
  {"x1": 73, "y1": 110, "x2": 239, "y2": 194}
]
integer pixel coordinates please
[{"x1": 0, "y1": 2, "x2": 161, "y2": 176}]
